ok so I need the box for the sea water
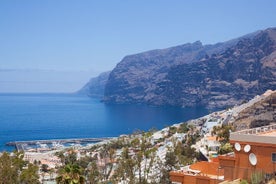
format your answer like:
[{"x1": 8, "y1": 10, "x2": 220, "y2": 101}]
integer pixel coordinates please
[{"x1": 0, "y1": 93, "x2": 210, "y2": 151}]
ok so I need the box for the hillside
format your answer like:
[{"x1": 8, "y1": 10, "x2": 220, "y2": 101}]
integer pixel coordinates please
[{"x1": 230, "y1": 90, "x2": 276, "y2": 130}]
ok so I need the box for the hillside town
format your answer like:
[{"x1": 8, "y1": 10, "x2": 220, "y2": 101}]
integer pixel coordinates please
[
  {"x1": 1, "y1": 1, "x2": 276, "y2": 183},
  {"x1": 1, "y1": 90, "x2": 274, "y2": 184}
]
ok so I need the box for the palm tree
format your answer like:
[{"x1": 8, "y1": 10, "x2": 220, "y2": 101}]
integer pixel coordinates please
[
  {"x1": 19, "y1": 163, "x2": 40, "y2": 184},
  {"x1": 87, "y1": 161, "x2": 100, "y2": 184},
  {"x1": 56, "y1": 164, "x2": 85, "y2": 184},
  {"x1": 212, "y1": 125, "x2": 234, "y2": 144}
]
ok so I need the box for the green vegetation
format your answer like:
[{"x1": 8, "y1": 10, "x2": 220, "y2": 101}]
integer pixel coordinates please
[
  {"x1": 168, "y1": 126, "x2": 177, "y2": 137},
  {"x1": 56, "y1": 164, "x2": 85, "y2": 184},
  {"x1": 250, "y1": 171, "x2": 264, "y2": 184},
  {"x1": 240, "y1": 179, "x2": 248, "y2": 184},
  {"x1": 219, "y1": 143, "x2": 233, "y2": 154},
  {"x1": 0, "y1": 124, "x2": 201, "y2": 184},
  {"x1": 0, "y1": 151, "x2": 39, "y2": 184},
  {"x1": 211, "y1": 124, "x2": 234, "y2": 144},
  {"x1": 20, "y1": 163, "x2": 40, "y2": 184},
  {"x1": 177, "y1": 123, "x2": 190, "y2": 133},
  {"x1": 212, "y1": 124, "x2": 234, "y2": 154},
  {"x1": 53, "y1": 126, "x2": 200, "y2": 184}
]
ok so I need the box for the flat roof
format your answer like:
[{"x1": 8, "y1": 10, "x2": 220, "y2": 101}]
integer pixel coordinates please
[{"x1": 230, "y1": 124, "x2": 276, "y2": 145}]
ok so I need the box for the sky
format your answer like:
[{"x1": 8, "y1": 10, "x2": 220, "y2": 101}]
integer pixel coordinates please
[{"x1": 1, "y1": 0, "x2": 276, "y2": 92}]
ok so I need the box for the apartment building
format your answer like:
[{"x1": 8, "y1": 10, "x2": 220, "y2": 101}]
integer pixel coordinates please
[{"x1": 170, "y1": 124, "x2": 276, "y2": 184}]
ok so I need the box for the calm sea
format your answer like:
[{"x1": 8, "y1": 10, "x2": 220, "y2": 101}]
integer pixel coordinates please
[{"x1": 0, "y1": 93, "x2": 210, "y2": 151}]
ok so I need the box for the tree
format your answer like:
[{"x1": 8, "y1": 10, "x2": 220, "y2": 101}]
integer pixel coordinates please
[
  {"x1": 211, "y1": 125, "x2": 234, "y2": 144},
  {"x1": 0, "y1": 151, "x2": 39, "y2": 184},
  {"x1": 56, "y1": 164, "x2": 85, "y2": 184},
  {"x1": 0, "y1": 152, "x2": 20, "y2": 184},
  {"x1": 55, "y1": 151, "x2": 66, "y2": 165},
  {"x1": 65, "y1": 149, "x2": 78, "y2": 165},
  {"x1": 113, "y1": 147, "x2": 136, "y2": 183},
  {"x1": 177, "y1": 123, "x2": 190, "y2": 133},
  {"x1": 165, "y1": 151, "x2": 177, "y2": 170},
  {"x1": 41, "y1": 164, "x2": 49, "y2": 172},
  {"x1": 19, "y1": 163, "x2": 40, "y2": 184},
  {"x1": 87, "y1": 161, "x2": 100, "y2": 184},
  {"x1": 96, "y1": 144, "x2": 115, "y2": 182},
  {"x1": 218, "y1": 143, "x2": 233, "y2": 154}
]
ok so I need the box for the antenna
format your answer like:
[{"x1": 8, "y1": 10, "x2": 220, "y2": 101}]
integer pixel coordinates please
[
  {"x1": 244, "y1": 144, "x2": 251, "y2": 153},
  {"x1": 234, "y1": 142, "x2": 241, "y2": 151},
  {"x1": 249, "y1": 153, "x2": 257, "y2": 166}
]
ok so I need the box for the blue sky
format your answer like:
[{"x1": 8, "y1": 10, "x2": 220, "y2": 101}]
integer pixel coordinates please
[{"x1": 1, "y1": 0, "x2": 276, "y2": 92}]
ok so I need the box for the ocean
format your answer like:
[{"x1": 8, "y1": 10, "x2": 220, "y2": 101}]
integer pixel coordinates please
[{"x1": 0, "y1": 93, "x2": 210, "y2": 151}]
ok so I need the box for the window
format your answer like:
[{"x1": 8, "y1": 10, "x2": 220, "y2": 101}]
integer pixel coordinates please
[{"x1": 272, "y1": 153, "x2": 276, "y2": 162}]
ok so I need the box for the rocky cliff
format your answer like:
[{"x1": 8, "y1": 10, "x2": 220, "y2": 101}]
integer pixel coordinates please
[
  {"x1": 159, "y1": 28, "x2": 276, "y2": 108},
  {"x1": 78, "y1": 71, "x2": 110, "y2": 98},
  {"x1": 101, "y1": 28, "x2": 276, "y2": 108},
  {"x1": 81, "y1": 28, "x2": 276, "y2": 108}
]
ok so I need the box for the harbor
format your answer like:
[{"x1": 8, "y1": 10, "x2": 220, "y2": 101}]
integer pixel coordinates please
[{"x1": 6, "y1": 137, "x2": 114, "y2": 152}]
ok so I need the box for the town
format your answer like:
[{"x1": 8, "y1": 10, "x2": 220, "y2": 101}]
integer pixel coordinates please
[{"x1": 1, "y1": 90, "x2": 274, "y2": 184}]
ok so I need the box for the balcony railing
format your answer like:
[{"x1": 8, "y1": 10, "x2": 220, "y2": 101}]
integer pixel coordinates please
[
  {"x1": 232, "y1": 123, "x2": 276, "y2": 135},
  {"x1": 230, "y1": 124, "x2": 276, "y2": 144}
]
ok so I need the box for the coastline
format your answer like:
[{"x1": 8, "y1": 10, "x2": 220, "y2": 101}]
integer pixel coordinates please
[{"x1": 0, "y1": 93, "x2": 210, "y2": 152}]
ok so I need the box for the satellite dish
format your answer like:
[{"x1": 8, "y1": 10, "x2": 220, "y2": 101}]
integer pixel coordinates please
[
  {"x1": 249, "y1": 153, "x2": 257, "y2": 166},
  {"x1": 244, "y1": 144, "x2": 251, "y2": 153},
  {"x1": 234, "y1": 142, "x2": 241, "y2": 151}
]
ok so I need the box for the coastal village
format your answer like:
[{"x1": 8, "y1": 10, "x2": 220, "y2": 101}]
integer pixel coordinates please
[
  {"x1": 1, "y1": 1, "x2": 276, "y2": 183},
  {"x1": 2, "y1": 90, "x2": 275, "y2": 184}
]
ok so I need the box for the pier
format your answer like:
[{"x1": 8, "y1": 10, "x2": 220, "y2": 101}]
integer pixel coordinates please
[{"x1": 6, "y1": 137, "x2": 114, "y2": 151}]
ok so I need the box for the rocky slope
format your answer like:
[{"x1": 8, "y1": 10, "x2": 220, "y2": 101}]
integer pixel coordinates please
[
  {"x1": 230, "y1": 90, "x2": 276, "y2": 130},
  {"x1": 102, "y1": 28, "x2": 276, "y2": 108}
]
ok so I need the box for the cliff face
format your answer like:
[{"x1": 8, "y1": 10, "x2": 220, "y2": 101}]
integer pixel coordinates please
[
  {"x1": 103, "y1": 41, "x2": 209, "y2": 104},
  {"x1": 78, "y1": 71, "x2": 110, "y2": 98},
  {"x1": 157, "y1": 29, "x2": 276, "y2": 108},
  {"x1": 101, "y1": 28, "x2": 276, "y2": 108}
]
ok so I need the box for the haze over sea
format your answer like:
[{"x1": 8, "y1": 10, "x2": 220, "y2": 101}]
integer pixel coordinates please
[{"x1": 0, "y1": 93, "x2": 210, "y2": 151}]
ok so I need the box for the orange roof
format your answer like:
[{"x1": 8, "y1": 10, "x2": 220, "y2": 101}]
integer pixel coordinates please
[
  {"x1": 190, "y1": 161, "x2": 224, "y2": 176},
  {"x1": 206, "y1": 136, "x2": 218, "y2": 141},
  {"x1": 211, "y1": 157, "x2": 219, "y2": 163}
]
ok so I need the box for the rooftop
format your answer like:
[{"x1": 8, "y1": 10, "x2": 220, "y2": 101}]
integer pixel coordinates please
[
  {"x1": 230, "y1": 124, "x2": 276, "y2": 144},
  {"x1": 170, "y1": 161, "x2": 224, "y2": 181}
]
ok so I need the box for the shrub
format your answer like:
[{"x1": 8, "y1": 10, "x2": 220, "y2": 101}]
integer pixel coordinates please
[
  {"x1": 251, "y1": 171, "x2": 264, "y2": 184},
  {"x1": 240, "y1": 179, "x2": 248, "y2": 184}
]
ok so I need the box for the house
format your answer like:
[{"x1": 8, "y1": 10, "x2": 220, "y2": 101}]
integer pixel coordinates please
[
  {"x1": 201, "y1": 118, "x2": 221, "y2": 134},
  {"x1": 219, "y1": 123, "x2": 276, "y2": 181},
  {"x1": 170, "y1": 160, "x2": 224, "y2": 184},
  {"x1": 170, "y1": 123, "x2": 276, "y2": 184}
]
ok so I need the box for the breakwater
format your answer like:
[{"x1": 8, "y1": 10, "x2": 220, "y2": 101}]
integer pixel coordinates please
[{"x1": 6, "y1": 137, "x2": 114, "y2": 151}]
